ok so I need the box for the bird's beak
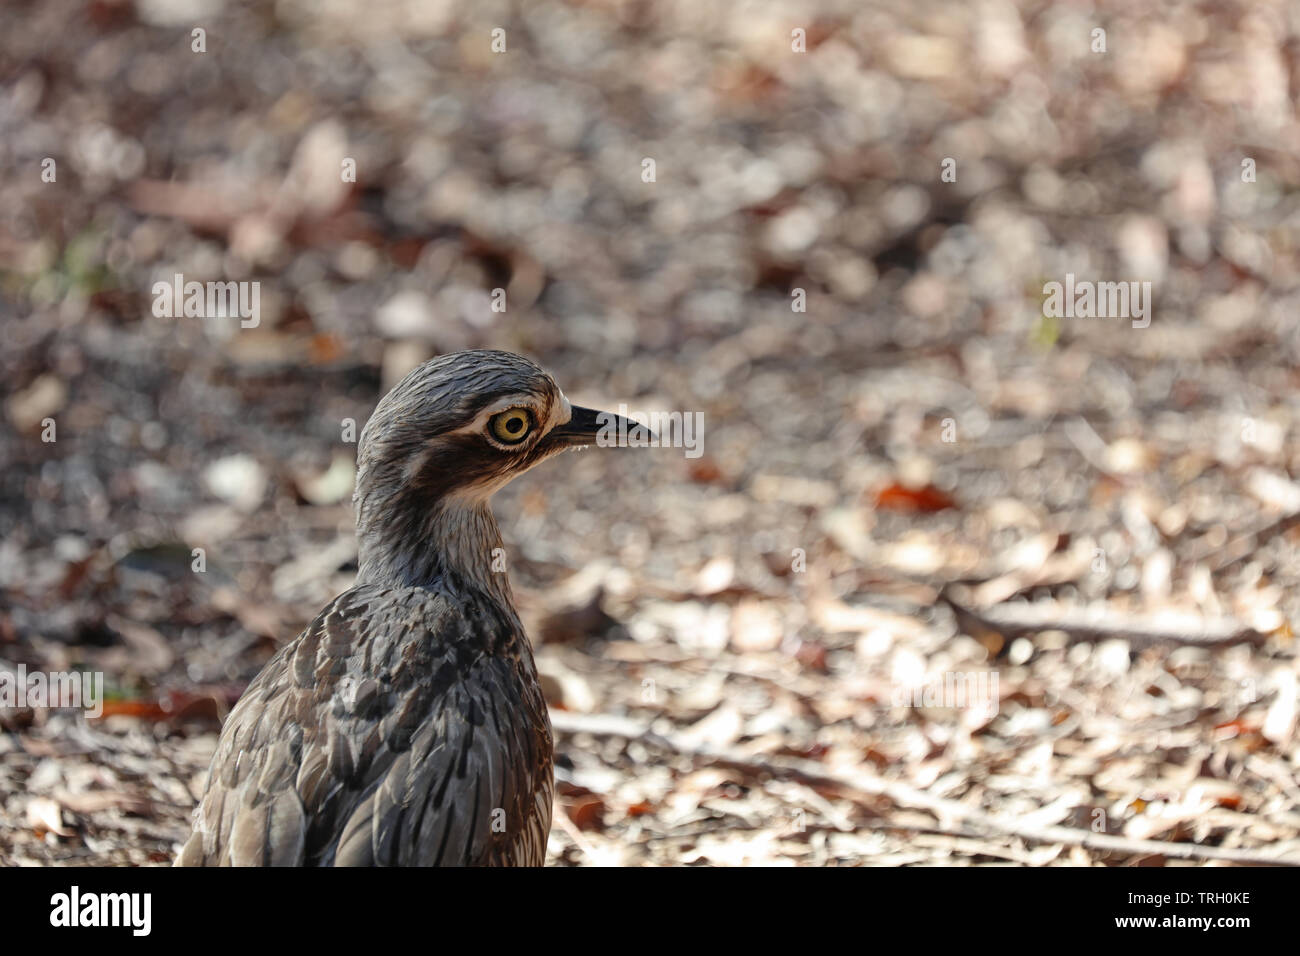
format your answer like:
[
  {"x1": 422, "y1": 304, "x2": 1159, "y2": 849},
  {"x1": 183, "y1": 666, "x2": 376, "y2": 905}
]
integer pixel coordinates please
[{"x1": 550, "y1": 405, "x2": 656, "y2": 447}]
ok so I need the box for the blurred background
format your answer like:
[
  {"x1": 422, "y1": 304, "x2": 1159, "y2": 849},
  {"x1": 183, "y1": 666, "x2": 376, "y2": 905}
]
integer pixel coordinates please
[{"x1": 3, "y1": 0, "x2": 1300, "y2": 865}]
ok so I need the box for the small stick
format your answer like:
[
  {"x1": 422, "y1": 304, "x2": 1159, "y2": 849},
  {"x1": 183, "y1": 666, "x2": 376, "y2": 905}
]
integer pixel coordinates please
[{"x1": 939, "y1": 588, "x2": 1266, "y2": 650}]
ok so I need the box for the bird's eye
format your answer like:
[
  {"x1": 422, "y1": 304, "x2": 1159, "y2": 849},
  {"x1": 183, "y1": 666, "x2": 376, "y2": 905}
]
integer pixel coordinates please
[{"x1": 489, "y1": 408, "x2": 533, "y2": 445}]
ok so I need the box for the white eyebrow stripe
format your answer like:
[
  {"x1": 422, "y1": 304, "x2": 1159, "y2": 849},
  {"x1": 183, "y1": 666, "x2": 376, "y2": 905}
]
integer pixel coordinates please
[{"x1": 441, "y1": 389, "x2": 566, "y2": 438}]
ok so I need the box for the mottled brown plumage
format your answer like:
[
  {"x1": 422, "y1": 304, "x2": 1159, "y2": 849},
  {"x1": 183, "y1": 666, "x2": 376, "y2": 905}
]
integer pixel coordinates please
[{"x1": 177, "y1": 351, "x2": 642, "y2": 866}]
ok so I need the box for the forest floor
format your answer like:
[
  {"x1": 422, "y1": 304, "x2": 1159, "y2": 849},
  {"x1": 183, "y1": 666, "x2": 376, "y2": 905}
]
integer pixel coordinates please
[{"x1": 3, "y1": 0, "x2": 1300, "y2": 865}]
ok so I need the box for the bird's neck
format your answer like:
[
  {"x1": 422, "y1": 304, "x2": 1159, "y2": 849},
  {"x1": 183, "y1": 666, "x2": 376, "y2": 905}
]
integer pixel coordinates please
[{"x1": 354, "y1": 493, "x2": 514, "y2": 606}]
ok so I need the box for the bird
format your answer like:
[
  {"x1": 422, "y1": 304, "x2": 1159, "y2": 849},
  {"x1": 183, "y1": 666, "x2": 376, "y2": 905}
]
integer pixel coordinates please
[{"x1": 176, "y1": 349, "x2": 644, "y2": 866}]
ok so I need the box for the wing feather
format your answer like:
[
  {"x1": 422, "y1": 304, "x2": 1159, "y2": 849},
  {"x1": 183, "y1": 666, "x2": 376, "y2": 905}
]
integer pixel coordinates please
[{"x1": 176, "y1": 585, "x2": 552, "y2": 867}]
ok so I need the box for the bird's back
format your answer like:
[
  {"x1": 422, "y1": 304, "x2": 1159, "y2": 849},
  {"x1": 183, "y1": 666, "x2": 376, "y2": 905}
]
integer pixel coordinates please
[{"x1": 176, "y1": 584, "x2": 553, "y2": 866}]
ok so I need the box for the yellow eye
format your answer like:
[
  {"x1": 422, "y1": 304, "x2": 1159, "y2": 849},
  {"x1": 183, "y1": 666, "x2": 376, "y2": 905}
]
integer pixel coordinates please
[{"x1": 489, "y1": 408, "x2": 533, "y2": 444}]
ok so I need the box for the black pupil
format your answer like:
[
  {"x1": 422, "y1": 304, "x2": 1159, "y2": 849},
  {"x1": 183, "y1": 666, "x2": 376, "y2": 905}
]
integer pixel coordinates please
[{"x1": 505, "y1": 416, "x2": 523, "y2": 434}]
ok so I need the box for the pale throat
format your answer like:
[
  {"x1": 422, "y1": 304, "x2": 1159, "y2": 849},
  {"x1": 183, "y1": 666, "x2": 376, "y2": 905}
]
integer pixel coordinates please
[{"x1": 355, "y1": 488, "x2": 513, "y2": 603}]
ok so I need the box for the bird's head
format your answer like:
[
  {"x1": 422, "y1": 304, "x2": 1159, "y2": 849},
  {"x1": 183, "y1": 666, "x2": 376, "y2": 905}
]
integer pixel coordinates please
[
  {"x1": 353, "y1": 350, "x2": 645, "y2": 589},
  {"x1": 356, "y1": 349, "x2": 644, "y2": 504}
]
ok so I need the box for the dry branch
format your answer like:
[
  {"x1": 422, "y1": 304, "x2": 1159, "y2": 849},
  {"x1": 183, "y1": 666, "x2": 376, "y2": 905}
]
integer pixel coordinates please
[{"x1": 940, "y1": 588, "x2": 1267, "y2": 651}]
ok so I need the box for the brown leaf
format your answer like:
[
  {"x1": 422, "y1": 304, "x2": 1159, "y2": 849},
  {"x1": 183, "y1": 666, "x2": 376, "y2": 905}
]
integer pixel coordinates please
[
  {"x1": 687, "y1": 458, "x2": 727, "y2": 485},
  {"x1": 567, "y1": 794, "x2": 607, "y2": 832},
  {"x1": 873, "y1": 483, "x2": 956, "y2": 512}
]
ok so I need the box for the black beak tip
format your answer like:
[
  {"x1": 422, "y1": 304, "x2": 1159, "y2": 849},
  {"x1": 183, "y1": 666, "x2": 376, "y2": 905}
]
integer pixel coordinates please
[{"x1": 556, "y1": 405, "x2": 657, "y2": 447}]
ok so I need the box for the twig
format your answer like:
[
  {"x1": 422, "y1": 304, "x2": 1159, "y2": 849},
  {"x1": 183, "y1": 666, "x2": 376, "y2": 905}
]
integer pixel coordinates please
[
  {"x1": 1063, "y1": 417, "x2": 1125, "y2": 480},
  {"x1": 939, "y1": 588, "x2": 1266, "y2": 650},
  {"x1": 1188, "y1": 511, "x2": 1300, "y2": 576},
  {"x1": 551, "y1": 711, "x2": 1299, "y2": 866},
  {"x1": 552, "y1": 803, "x2": 602, "y2": 864}
]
